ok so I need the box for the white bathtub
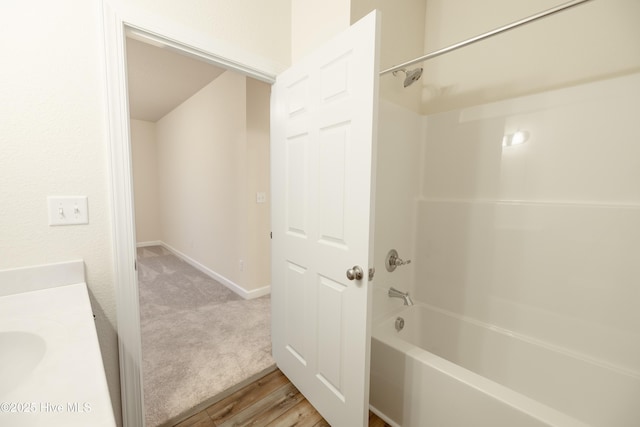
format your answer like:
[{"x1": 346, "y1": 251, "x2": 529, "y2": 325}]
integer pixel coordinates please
[{"x1": 370, "y1": 304, "x2": 640, "y2": 427}]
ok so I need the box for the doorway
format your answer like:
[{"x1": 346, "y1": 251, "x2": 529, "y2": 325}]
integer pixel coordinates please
[
  {"x1": 125, "y1": 35, "x2": 274, "y2": 426},
  {"x1": 101, "y1": 5, "x2": 283, "y2": 423},
  {"x1": 104, "y1": 9, "x2": 380, "y2": 426}
]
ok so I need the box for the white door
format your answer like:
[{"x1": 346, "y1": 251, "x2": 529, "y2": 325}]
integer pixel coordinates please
[{"x1": 270, "y1": 11, "x2": 380, "y2": 427}]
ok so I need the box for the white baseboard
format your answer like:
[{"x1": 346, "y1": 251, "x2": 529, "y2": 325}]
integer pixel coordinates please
[
  {"x1": 369, "y1": 405, "x2": 400, "y2": 427},
  {"x1": 136, "y1": 240, "x2": 162, "y2": 248},
  {"x1": 245, "y1": 285, "x2": 271, "y2": 299},
  {"x1": 159, "y1": 242, "x2": 270, "y2": 300}
]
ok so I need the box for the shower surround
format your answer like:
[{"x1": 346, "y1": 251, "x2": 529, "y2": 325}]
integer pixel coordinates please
[{"x1": 371, "y1": 72, "x2": 640, "y2": 426}]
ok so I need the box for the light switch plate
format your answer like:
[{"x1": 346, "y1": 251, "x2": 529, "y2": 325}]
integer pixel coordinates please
[
  {"x1": 256, "y1": 192, "x2": 267, "y2": 203},
  {"x1": 48, "y1": 196, "x2": 89, "y2": 226}
]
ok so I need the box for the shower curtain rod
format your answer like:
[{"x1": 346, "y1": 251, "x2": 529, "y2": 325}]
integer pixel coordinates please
[{"x1": 380, "y1": 0, "x2": 593, "y2": 76}]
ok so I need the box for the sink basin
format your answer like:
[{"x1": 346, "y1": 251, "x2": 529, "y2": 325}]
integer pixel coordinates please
[
  {"x1": 0, "y1": 331, "x2": 46, "y2": 395},
  {"x1": 0, "y1": 262, "x2": 116, "y2": 426}
]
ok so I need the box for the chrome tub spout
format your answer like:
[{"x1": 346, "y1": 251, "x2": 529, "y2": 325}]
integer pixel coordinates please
[{"x1": 388, "y1": 287, "x2": 414, "y2": 306}]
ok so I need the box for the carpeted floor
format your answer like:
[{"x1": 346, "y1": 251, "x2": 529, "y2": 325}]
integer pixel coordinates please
[{"x1": 137, "y1": 245, "x2": 274, "y2": 427}]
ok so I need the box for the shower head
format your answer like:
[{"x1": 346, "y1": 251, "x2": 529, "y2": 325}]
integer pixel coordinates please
[{"x1": 393, "y1": 67, "x2": 423, "y2": 87}]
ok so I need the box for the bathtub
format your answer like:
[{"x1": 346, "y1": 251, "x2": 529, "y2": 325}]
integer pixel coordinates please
[{"x1": 369, "y1": 304, "x2": 640, "y2": 427}]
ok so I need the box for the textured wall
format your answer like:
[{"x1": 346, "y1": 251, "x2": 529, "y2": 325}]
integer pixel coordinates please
[
  {"x1": 0, "y1": 1, "x2": 120, "y2": 421},
  {"x1": 420, "y1": 0, "x2": 640, "y2": 113},
  {"x1": 154, "y1": 72, "x2": 271, "y2": 293},
  {"x1": 291, "y1": 0, "x2": 351, "y2": 62},
  {"x1": 113, "y1": 0, "x2": 291, "y2": 71},
  {"x1": 156, "y1": 71, "x2": 246, "y2": 286},
  {"x1": 351, "y1": 0, "x2": 427, "y2": 113},
  {"x1": 352, "y1": 0, "x2": 640, "y2": 115},
  {"x1": 130, "y1": 120, "x2": 161, "y2": 243},
  {"x1": 245, "y1": 79, "x2": 272, "y2": 290},
  {"x1": 131, "y1": 75, "x2": 271, "y2": 293}
]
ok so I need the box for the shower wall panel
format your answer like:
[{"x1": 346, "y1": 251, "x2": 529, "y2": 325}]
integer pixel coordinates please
[
  {"x1": 372, "y1": 100, "x2": 422, "y2": 321},
  {"x1": 415, "y1": 72, "x2": 640, "y2": 373}
]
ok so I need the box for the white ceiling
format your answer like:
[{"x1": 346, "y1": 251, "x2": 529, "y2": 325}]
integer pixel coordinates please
[{"x1": 126, "y1": 37, "x2": 226, "y2": 122}]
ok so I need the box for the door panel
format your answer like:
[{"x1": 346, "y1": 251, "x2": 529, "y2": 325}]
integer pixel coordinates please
[
  {"x1": 318, "y1": 123, "x2": 349, "y2": 245},
  {"x1": 271, "y1": 11, "x2": 380, "y2": 427},
  {"x1": 286, "y1": 135, "x2": 308, "y2": 236}
]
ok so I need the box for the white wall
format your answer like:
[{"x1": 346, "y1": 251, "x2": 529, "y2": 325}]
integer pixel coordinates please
[
  {"x1": 157, "y1": 71, "x2": 245, "y2": 286},
  {"x1": 351, "y1": 0, "x2": 427, "y2": 113},
  {"x1": 0, "y1": 1, "x2": 290, "y2": 424},
  {"x1": 155, "y1": 71, "x2": 271, "y2": 294},
  {"x1": 291, "y1": 0, "x2": 350, "y2": 62},
  {"x1": 420, "y1": 0, "x2": 640, "y2": 113},
  {"x1": 0, "y1": 1, "x2": 120, "y2": 420},
  {"x1": 415, "y1": 73, "x2": 640, "y2": 376},
  {"x1": 246, "y1": 79, "x2": 272, "y2": 289},
  {"x1": 130, "y1": 120, "x2": 161, "y2": 243},
  {"x1": 112, "y1": 0, "x2": 291, "y2": 72}
]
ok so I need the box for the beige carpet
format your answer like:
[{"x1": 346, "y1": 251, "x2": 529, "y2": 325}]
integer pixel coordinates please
[{"x1": 137, "y1": 246, "x2": 274, "y2": 427}]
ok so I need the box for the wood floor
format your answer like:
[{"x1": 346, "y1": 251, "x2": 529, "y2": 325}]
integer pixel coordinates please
[{"x1": 173, "y1": 368, "x2": 390, "y2": 427}]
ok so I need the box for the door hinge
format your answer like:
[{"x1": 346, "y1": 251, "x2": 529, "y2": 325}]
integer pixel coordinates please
[{"x1": 270, "y1": 231, "x2": 272, "y2": 239}]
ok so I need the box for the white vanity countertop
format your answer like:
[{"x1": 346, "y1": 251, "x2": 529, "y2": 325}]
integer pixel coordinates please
[{"x1": 0, "y1": 261, "x2": 116, "y2": 427}]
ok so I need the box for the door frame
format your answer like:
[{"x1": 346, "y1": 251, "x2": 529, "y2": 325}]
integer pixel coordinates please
[{"x1": 100, "y1": 1, "x2": 279, "y2": 425}]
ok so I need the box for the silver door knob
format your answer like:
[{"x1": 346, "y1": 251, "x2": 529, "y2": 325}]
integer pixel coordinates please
[{"x1": 346, "y1": 265, "x2": 364, "y2": 281}]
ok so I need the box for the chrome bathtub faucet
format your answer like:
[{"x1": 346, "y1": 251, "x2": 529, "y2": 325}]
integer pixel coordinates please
[
  {"x1": 388, "y1": 287, "x2": 414, "y2": 306},
  {"x1": 385, "y1": 249, "x2": 411, "y2": 272}
]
